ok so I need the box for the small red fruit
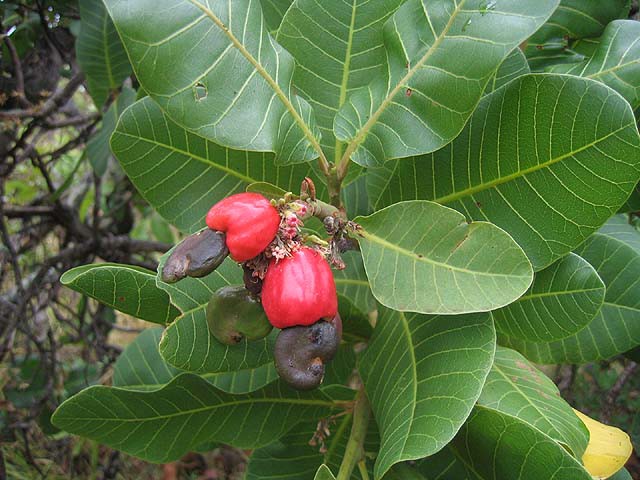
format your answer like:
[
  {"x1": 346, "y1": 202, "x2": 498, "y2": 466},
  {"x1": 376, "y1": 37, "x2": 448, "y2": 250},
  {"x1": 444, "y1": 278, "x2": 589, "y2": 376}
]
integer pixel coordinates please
[
  {"x1": 262, "y1": 247, "x2": 338, "y2": 329},
  {"x1": 206, "y1": 193, "x2": 280, "y2": 262}
]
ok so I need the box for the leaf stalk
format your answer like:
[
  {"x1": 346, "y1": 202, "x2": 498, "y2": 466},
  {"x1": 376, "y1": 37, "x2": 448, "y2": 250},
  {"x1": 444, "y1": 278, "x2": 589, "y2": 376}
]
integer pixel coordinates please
[{"x1": 336, "y1": 388, "x2": 371, "y2": 480}]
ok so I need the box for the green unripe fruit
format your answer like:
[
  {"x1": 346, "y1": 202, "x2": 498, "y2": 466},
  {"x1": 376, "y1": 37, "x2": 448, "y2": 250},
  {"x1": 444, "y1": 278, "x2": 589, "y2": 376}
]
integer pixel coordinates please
[{"x1": 206, "y1": 286, "x2": 272, "y2": 345}]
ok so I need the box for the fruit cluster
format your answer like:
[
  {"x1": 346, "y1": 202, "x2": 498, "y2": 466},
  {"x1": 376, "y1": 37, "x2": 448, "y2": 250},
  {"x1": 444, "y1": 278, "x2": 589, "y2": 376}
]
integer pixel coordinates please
[{"x1": 162, "y1": 189, "x2": 343, "y2": 390}]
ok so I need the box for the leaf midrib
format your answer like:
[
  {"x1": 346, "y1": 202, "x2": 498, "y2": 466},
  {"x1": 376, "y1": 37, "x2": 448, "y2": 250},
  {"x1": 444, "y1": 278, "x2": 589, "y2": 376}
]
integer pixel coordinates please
[
  {"x1": 588, "y1": 58, "x2": 640, "y2": 79},
  {"x1": 359, "y1": 228, "x2": 529, "y2": 279},
  {"x1": 114, "y1": 368, "x2": 273, "y2": 391},
  {"x1": 57, "y1": 392, "x2": 338, "y2": 423},
  {"x1": 103, "y1": 8, "x2": 115, "y2": 88},
  {"x1": 516, "y1": 286, "x2": 604, "y2": 302},
  {"x1": 433, "y1": 122, "x2": 634, "y2": 204},
  {"x1": 114, "y1": 130, "x2": 257, "y2": 184},
  {"x1": 397, "y1": 311, "x2": 418, "y2": 463},
  {"x1": 487, "y1": 363, "x2": 569, "y2": 451},
  {"x1": 334, "y1": 0, "x2": 358, "y2": 164},
  {"x1": 339, "y1": 0, "x2": 466, "y2": 163},
  {"x1": 187, "y1": 0, "x2": 326, "y2": 164}
]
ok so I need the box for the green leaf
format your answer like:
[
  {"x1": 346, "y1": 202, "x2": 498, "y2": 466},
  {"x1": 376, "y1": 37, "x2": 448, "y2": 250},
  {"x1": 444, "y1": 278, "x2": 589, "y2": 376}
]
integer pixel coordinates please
[
  {"x1": 113, "y1": 328, "x2": 278, "y2": 394},
  {"x1": 619, "y1": 184, "x2": 640, "y2": 213},
  {"x1": 76, "y1": 0, "x2": 131, "y2": 106},
  {"x1": 277, "y1": 0, "x2": 405, "y2": 163},
  {"x1": 343, "y1": 174, "x2": 373, "y2": 218},
  {"x1": 315, "y1": 465, "x2": 336, "y2": 480},
  {"x1": 333, "y1": 0, "x2": 559, "y2": 167},
  {"x1": 501, "y1": 216, "x2": 640, "y2": 363},
  {"x1": 608, "y1": 469, "x2": 633, "y2": 480},
  {"x1": 383, "y1": 464, "x2": 427, "y2": 480},
  {"x1": 245, "y1": 181, "x2": 288, "y2": 199},
  {"x1": 339, "y1": 295, "x2": 373, "y2": 343},
  {"x1": 367, "y1": 74, "x2": 640, "y2": 270},
  {"x1": 485, "y1": 47, "x2": 531, "y2": 94},
  {"x1": 359, "y1": 306, "x2": 496, "y2": 479},
  {"x1": 156, "y1": 253, "x2": 276, "y2": 373},
  {"x1": 104, "y1": 0, "x2": 323, "y2": 165},
  {"x1": 60, "y1": 263, "x2": 179, "y2": 325},
  {"x1": 525, "y1": 0, "x2": 631, "y2": 70},
  {"x1": 261, "y1": 0, "x2": 293, "y2": 32},
  {"x1": 491, "y1": 253, "x2": 605, "y2": 342},
  {"x1": 356, "y1": 201, "x2": 533, "y2": 314},
  {"x1": 51, "y1": 375, "x2": 347, "y2": 463},
  {"x1": 110, "y1": 97, "x2": 319, "y2": 233},
  {"x1": 247, "y1": 417, "x2": 379, "y2": 480},
  {"x1": 87, "y1": 87, "x2": 136, "y2": 176},
  {"x1": 478, "y1": 347, "x2": 589, "y2": 457},
  {"x1": 334, "y1": 251, "x2": 376, "y2": 315},
  {"x1": 547, "y1": 20, "x2": 640, "y2": 110},
  {"x1": 247, "y1": 439, "x2": 325, "y2": 479},
  {"x1": 417, "y1": 407, "x2": 592, "y2": 480}
]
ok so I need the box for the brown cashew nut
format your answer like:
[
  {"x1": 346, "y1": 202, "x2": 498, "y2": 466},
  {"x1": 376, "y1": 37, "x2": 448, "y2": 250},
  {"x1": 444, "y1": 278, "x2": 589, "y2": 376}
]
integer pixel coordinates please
[
  {"x1": 161, "y1": 229, "x2": 229, "y2": 283},
  {"x1": 274, "y1": 314, "x2": 342, "y2": 390}
]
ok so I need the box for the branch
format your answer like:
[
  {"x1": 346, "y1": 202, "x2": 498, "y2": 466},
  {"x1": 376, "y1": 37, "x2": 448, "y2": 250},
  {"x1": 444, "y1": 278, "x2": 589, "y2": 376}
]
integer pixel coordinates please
[
  {"x1": 3, "y1": 205, "x2": 55, "y2": 218},
  {"x1": 100, "y1": 236, "x2": 172, "y2": 254},
  {"x1": 0, "y1": 72, "x2": 85, "y2": 119},
  {"x1": 602, "y1": 361, "x2": 638, "y2": 423},
  {"x1": 1, "y1": 33, "x2": 29, "y2": 107}
]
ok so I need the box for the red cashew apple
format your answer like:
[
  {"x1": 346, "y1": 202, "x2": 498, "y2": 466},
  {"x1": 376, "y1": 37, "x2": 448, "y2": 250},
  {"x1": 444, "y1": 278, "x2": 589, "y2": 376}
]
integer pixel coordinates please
[
  {"x1": 206, "y1": 192, "x2": 280, "y2": 262},
  {"x1": 262, "y1": 247, "x2": 338, "y2": 328}
]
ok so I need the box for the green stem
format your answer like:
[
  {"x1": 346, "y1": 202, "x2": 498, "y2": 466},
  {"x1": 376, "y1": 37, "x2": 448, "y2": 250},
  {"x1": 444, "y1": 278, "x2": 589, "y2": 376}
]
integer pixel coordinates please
[
  {"x1": 357, "y1": 460, "x2": 370, "y2": 480},
  {"x1": 326, "y1": 166, "x2": 343, "y2": 208},
  {"x1": 336, "y1": 389, "x2": 371, "y2": 480}
]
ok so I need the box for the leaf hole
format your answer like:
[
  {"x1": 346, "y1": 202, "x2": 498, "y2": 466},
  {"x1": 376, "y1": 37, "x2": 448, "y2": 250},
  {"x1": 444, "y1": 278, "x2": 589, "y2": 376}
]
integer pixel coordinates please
[{"x1": 194, "y1": 82, "x2": 208, "y2": 101}]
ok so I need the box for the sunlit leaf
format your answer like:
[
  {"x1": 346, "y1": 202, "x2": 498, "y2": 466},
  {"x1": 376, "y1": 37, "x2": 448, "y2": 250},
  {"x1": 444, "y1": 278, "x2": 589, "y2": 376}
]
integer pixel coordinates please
[
  {"x1": 525, "y1": 0, "x2": 631, "y2": 70},
  {"x1": 417, "y1": 406, "x2": 592, "y2": 480},
  {"x1": 61, "y1": 263, "x2": 179, "y2": 325},
  {"x1": 368, "y1": 74, "x2": 640, "y2": 270},
  {"x1": 356, "y1": 201, "x2": 532, "y2": 314},
  {"x1": 334, "y1": 0, "x2": 559, "y2": 167},
  {"x1": 111, "y1": 97, "x2": 320, "y2": 233},
  {"x1": 277, "y1": 0, "x2": 405, "y2": 162},
  {"x1": 52, "y1": 375, "x2": 348, "y2": 463},
  {"x1": 485, "y1": 47, "x2": 531, "y2": 94},
  {"x1": 548, "y1": 20, "x2": 640, "y2": 110},
  {"x1": 501, "y1": 216, "x2": 640, "y2": 363},
  {"x1": 360, "y1": 307, "x2": 495, "y2": 478},
  {"x1": 113, "y1": 328, "x2": 278, "y2": 394},
  {"x1": 491, "y1": 253, "x2": 605, "y2": 342},
  {"x1": 104, "y1": 0, "x2": 323, "y2": 164},
  {"x1": 157, "y1": 253, "x2": 276, "y2": 373},
  {"x1": 315, "y1": 465, "x2": 337, "y2": 480},
  {"x1": 478, "y1": 347, "x2": 589, "y2": 457}
]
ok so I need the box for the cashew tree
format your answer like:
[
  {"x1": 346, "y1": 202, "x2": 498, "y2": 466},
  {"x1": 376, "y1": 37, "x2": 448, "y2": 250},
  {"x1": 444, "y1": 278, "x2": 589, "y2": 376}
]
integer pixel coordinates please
[{"x1": 51, "y1": 0, "x2": 640, "y2": 479}]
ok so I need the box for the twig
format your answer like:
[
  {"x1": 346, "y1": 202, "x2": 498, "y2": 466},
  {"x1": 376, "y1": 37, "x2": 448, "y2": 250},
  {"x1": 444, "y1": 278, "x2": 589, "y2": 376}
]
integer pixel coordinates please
[
  {"x1": 20, "y1": 428, "x2": 46, "y2": 479},
  {"x1": 0, "y1": 73, "x2": 85, "y2": 119},
  {"x1": 3, "y1": 205, "x2": 56, "y2": 218},
  {"x1": 602, "y1": 361, "x2": 638, "y2": 423},
  {"x1": 557, "y1": 364, "x2": 577, "y2": 401},
  {"x1": 2, "y1": 33, "x2": 29, "y2": 107},
  {"x1": 0, "y1": 183, "x2": 25, "y2": 298}
]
